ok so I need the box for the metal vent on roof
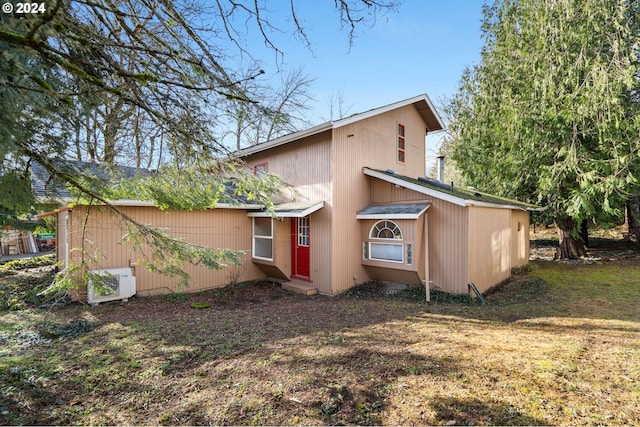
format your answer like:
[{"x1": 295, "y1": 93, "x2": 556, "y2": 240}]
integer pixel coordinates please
[
  {"x1": 418, "y1": 176, "x2": 452, "y2": 190},
  {"x1": 385, "y1": 169, "x2": 398, "y2": 175}
]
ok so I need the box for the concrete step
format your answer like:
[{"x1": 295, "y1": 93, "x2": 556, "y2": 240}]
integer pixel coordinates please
[{"x1": 282, "y1": 281, "x2": 318, "y2": 296}]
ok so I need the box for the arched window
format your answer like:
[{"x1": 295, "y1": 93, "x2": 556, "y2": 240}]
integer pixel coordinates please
[
  {"x1": 370, "y1": 220, "x2": 403, "y2": 240},
  {"x1": 368, "y1": 220, "x2": 403, "y2": 262}
]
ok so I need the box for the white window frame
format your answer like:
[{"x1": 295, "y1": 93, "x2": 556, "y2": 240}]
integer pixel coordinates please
[
  {"x1": 367, "y1": 220, "x2": 404, "y2": 263},
  {"x1": 368, "y1": 242, "x2": 404, "y2": 263},
  {"x1": 252, "y1": 217, "x2": 273, "y2": 261}
]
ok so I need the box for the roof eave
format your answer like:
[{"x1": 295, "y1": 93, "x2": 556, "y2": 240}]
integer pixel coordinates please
[
  {"x1": 333, "y1": 94, "x2": 445, "y2": 132},
  {"x1": 363, "y1": 168, "x2": 467, "y2": 207},
  {"x1": 364, "y1": 167, "x2": 540, "y2": 211},
  {"x1": 247, "y1": 201, "x2": 324, "y2": 218}
]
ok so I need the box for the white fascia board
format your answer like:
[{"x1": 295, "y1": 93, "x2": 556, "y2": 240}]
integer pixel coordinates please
[
  {"x1": 102, "y1": 199, "x2": 263, "y2": 209},
  {"x1": 363, "y1": 168, "x2": 467, "y2": 207},
  {"x1": 333, "y1": 94, "x2": 445, "y2": 130},
  {"x1": 108, "y1": 199, "x2": 156, "y2": 207},
  {"x1": 466, "y1": 201, "x2": 528, "y2": 211},
  {"x1": 238, "y1": 122, "x2": 333, "y2": 157},
  {"x1": 363, "y1": 168, "x2": 534, "y2": 211},
  {"x1": 217, "y1": 203, "x2": 264, "y2": 209},
  {"x1": 357, "y1": 212, "x2": 425, "y2": 220},
  {"x1": 247, "y1": 201, "x2": 324, "y2": 218},
  {"x1": 333, "y1": 95, "x2": 427, "y2": 128},
  {"x1": 422, "y1": 93, "x2": 446, "y2": 131},
  {"x1": 465, "y1": 202, "x2": 545, "y2": 212}
]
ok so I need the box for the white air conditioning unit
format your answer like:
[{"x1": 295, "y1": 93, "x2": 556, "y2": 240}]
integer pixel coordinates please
[{"x1": 88, "y1": 268, "x2": 136, "y2": 305}]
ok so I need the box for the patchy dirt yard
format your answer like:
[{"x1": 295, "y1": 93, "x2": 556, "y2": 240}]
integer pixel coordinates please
[{"x1": 1, "y1": 240, "x2": 639, "y2": 425}]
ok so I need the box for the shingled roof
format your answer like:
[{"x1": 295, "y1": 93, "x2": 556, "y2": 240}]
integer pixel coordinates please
[
  {"x1": 364, "y1": 168, "x2": 543, "y2": 211},
  {"x1": 31, "y1": 160, "x2": 259, "y2": 208},
  {"x1": 30, "y1": 160, "x2": 149, "y2": 203}
]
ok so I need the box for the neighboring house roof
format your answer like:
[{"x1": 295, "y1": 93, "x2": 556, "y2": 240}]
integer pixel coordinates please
[
  {"x1": 357, "y1": 203, "x2": 430, "y2": 219},
  {"x1": 238, "y1": 94, "x2": 445, "y2": 157},
  {"x1": 364, "y1": 167, "x2": 544, "y2": 211}
]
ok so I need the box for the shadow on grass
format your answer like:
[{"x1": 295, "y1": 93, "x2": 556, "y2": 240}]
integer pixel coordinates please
[
  {"x1": 3, "y1": 253, "x2": 640, "y2": 425},
  {"x1": 432, "y1": 395, "x2": 547, "y2": 426}
]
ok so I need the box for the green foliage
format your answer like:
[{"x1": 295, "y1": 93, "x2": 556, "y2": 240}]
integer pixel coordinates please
[
  {"x1": 190, "y1": 302, "x2": 210, "y2": 309},
  {"x1": 0, "y1": 267, "x2": 68, "y2": 311},
  {"x1": 447, "y1": 0, "x2": 640, "y2": 239},
  {"x1": 0, "y1": 254, "x2": 56, "y2": 277}
]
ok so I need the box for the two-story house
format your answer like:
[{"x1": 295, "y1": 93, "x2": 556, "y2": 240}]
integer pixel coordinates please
[{"x1": 44, "y1": 94, "x2": 539, "y2": 302}]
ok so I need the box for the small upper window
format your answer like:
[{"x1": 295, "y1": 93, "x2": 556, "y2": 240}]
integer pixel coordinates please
[
  {"x1": 397, "y1": 124, "x2": 405, "y2": 163},
  {"x1": 254, "y1": 162, "x2": 268, "y2": 176},
  {"x1": 370, "y1": 220, "x2": 403, "y2": 240}
]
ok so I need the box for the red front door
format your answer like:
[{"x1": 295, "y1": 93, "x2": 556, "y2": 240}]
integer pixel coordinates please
[{"x1": 292, "y1": 216, "x2": 310, "y2": 279}]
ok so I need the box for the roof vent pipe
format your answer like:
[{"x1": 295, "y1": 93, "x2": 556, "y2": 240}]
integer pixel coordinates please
[{"x1": 436, "y1": 155, "x2": 445, "y2": 182}]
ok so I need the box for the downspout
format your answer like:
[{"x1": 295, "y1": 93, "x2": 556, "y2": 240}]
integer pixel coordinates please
[
  {"x1": 423, "y1": 212, "x2": 430, "y2": 303},
  {"x1": 64, "y1": 211, "x2": 69, "y2": 270}
]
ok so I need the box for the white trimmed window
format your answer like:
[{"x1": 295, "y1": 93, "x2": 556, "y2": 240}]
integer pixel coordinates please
[
  {"x1": 368, "y1": 220, "x2": 403, "y2": 263},
  {"x1": 252, "y1": 217, "x2": 273, "y2": 260}
]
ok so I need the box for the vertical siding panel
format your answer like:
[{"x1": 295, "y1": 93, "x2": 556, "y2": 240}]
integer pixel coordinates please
[
  {"x1": 369, "y1": 179, "x2": 470, "y2": 294},
  {"x1": 70, "y1": 205, "x2": 265, "y2": 296},
  {"x1": 331, "y1": 106, "x2": 428, "y2": 294},
  {"x1": 510, "y1": 210, "x2": 530, "y2": 268},
  {"x1": 244, "y1": 132, "x2": 333, "y2": 294},
  {"x1": 427, "y1": 199, "x2": 468, "y2": 294},
  {"x1": 467, "y1": 207, "x2": 511, "y2": 293}
]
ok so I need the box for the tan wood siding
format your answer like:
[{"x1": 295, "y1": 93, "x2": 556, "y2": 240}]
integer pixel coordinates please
[
  {"x1": 369, "y1": 177, "x2": 469, "y2": 294},
  {"x1": 244, "y1": 132, "x2": 333, "y2": 294},
  {"x1": 511, "y1": 210, "x2": 530, "y2": 268},
  {"x1": 68, "y1": 206, "x2": 265, "y2": 296},
  {"x1": 252, "y1": 217, "x2": 293, "y2": 281},
  {"x1": 426, "y1": 198, "x2": 469, "y2": 294},
  {"x1": 330, "y1": 106, "x2": 428, "y2": 294},
  {"x1": 467, "y1": 207, "x2": 511, "y2": 293}
]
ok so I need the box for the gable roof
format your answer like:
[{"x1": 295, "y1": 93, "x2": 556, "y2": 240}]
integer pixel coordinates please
[
  {"x1": 238, "y1": 94, "x2": 445, "y2": 157},
  {"x1": 364, "y1": 167, "x2": 543, "y2": 211}
]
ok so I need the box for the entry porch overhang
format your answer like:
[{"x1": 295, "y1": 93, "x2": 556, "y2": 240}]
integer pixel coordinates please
[{"x1": 247, "y1": 201, "x2": 324, "y2": 218}]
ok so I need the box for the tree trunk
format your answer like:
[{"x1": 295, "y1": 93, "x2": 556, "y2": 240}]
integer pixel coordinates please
[
  {"x1": 580, "y1": 219, "x2": 589, "y2": 248},
  {"x1": 555, "y1": 218, "x2": 587, "y2": 259},
  {"x1": 626, "y1": 195, "x2": 640, "y2": 244}
]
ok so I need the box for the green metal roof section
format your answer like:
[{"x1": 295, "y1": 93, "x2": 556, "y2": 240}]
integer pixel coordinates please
[{"x1": 366, "y1": 168, "x2": 543, "y2": 211}]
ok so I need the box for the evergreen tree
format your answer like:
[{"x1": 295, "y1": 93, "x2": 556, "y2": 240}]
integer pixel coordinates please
[{"x1": 448, "y1": 0, "x2": 640, "y2": 258}]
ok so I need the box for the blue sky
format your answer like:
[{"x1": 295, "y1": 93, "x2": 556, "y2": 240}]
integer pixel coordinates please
[{"x1": 242, "y1": 1, "x2": 487, "y2": 125}]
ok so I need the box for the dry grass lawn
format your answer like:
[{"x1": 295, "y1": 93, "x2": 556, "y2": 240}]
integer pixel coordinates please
[{"x1": 1, "y1": 256, "x2": 639, "y2": 425}]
